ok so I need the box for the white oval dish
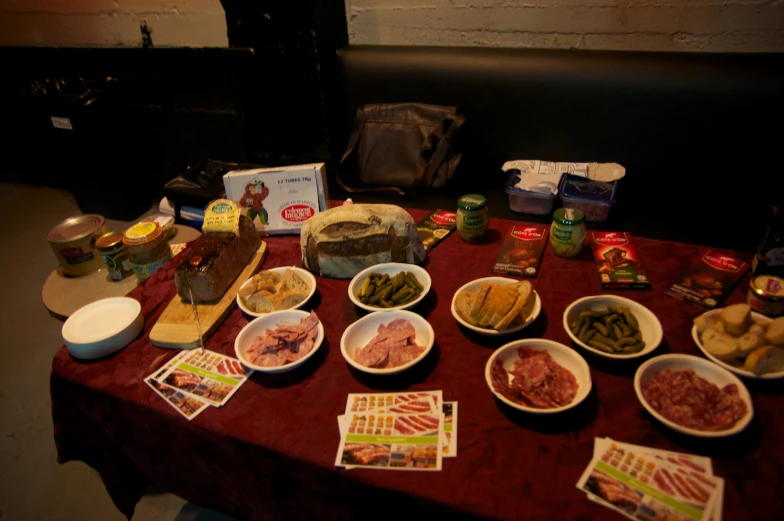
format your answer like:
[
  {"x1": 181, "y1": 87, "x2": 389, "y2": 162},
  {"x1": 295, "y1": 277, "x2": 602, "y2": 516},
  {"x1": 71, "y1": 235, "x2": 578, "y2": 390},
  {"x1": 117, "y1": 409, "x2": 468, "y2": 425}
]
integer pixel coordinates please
[
  {"x1": 234, "y1": 309, "x2": 324, "y2": 374},
  {"x1": 484, "y1": 339, "x2": 592, "y2": 414},
  {"x1": 340, "y1": 309, "x2": 434, "y2": 375},
  {"x1": 634, "y1": 354, "x2": 753, "y2": 438},
  {"x1": 236, "y1": 266, "x2": 317, "y2": 317},
  {"x1": 62, "y1": 297, "x2": 144, "y2": 360},
  {"x1": 451, "y1": 277, "x2": 541, "y2": 336},
  {"x1": 348, "y1": 263, "x2": 431, "y2": 312},
  {"x1": 691, "y1": 309, "x2": 784, "y2": 380},
  {"x1": 563, "y1": 295, "x2": 663, "y2": 359}
]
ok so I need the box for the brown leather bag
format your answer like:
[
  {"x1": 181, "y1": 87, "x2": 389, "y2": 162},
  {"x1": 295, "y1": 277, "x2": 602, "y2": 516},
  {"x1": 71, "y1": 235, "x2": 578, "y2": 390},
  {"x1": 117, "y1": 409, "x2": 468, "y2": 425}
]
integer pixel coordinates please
[{"x1": 337, "y1": 103, "x2": 466, "y2": 195}]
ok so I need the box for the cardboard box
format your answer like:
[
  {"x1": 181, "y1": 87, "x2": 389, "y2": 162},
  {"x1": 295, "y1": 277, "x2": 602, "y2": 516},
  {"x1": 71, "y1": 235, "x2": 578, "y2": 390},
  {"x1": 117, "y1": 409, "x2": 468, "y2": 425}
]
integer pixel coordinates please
[
  {"x1": 665, "y1": 250, "x2": 749, "y2": 309},
  {"x1": 491, "y1": 223, "x2": 549, "y2": 278},
  {"x1": 588, "y1": 232, "x2": 651, "y2": 290},
  {"x1": 223, "y1": 163, "x2": 328, "y2": 235}
]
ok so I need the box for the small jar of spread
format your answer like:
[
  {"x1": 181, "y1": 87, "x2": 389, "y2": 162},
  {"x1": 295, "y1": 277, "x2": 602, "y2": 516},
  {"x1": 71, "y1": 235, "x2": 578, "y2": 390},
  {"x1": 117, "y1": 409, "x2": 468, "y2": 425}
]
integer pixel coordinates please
[
  {"x1": 123, "y1": 222, "x2": 172, "y2": 282},
  {"x1": 550, "y1": 207, "x2": 586, "y2": 258},
  {"x1": 457, "y1": 194, "x2": 488, "y2": 243},
  {"x1": 95, "y1": 232, "x2": 134, "y2": 281},
  {"x1": 747, "y1": 274, "x2": 784, "y2": 317}
]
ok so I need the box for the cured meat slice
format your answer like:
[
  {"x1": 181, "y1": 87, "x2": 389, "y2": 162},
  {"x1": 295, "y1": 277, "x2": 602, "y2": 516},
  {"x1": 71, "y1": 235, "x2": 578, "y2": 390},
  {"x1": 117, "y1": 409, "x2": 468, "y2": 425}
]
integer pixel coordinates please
[
  {"x1": 641, "y1": 369, "x2": 747, "y2": 431},
  {"x1": 353, "y1": 319, "x2": 426, "y2": 368},
  {"x1": 247, "y1": 311, "x2": 320, "y2": 367},
  {"x1": 491, "y1": 348, "x2": 577, "y2": 409}
]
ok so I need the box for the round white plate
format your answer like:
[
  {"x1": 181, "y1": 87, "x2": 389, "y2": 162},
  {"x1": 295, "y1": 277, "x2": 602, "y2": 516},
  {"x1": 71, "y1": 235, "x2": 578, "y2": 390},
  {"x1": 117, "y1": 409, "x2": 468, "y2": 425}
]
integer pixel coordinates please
[
  {"x1": 484, "y1": 339, "x2": 592, "y2": 414},
  {"x1": 62, "y1": 297, "x2": 143, "y2": 360},
  {"x1": 234, "y1": 309, "x2": 324, "y2": 374},
  {"x1": 236, "y1": 266, "x2": 317, "y2": 317},
  {"x1": 634, "y1": 354, "x2": 753, "y2": 438},
  {"x1": 451, "y1": 277, "x2": 541, "y2": 336},
  {"x1": 563, "y1": 295, "x2": 662, "y2": 359},
  {"x1": 348, "y1": 263, "x2": 431, "y2": 312},
  {"x1": 340, "y1": 310, "x2": 434, "y2": 375},
  {"x1": 691, "y1": 309, "x2": 784, "y2": 379}
]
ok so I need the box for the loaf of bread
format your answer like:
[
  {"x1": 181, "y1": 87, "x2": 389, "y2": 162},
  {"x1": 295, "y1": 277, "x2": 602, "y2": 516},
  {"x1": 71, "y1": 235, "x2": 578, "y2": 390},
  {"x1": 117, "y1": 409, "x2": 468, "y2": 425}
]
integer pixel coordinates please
[
  {"x1": 300, "y1": 204, "x2": 425, "y2": 279},
  {"x1": 721, "y1": 303, "x2": 752, "y2": 336},
  {"x1": 764, "y1": 316, "x2": 784, "y2": 345},
  {"x1": 175, "y1": 215, "x2": 260, "y2": 303}
]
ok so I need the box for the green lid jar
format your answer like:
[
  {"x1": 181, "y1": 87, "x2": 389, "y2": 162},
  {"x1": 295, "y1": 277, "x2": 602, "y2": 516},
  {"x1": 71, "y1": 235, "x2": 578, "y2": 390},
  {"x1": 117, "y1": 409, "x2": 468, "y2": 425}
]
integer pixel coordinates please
[
  {"x1": 550, "y1": 207, "x2": 586, "y2": 257},
  {"x1": 457, "y1": 194, "x2": 489, "y2": 243}
]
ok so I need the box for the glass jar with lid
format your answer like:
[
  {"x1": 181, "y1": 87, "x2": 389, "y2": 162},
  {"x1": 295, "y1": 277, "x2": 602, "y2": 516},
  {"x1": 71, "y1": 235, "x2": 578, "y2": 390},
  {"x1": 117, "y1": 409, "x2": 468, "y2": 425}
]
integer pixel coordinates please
[
  {"x1": 123, "y1": 222, "x2": 172, "y2": 282},
  {"x1": 550, "y1": 207, "x2": 586, "y2": 258},
  {"x1": 457, "y1": 194, "x2": 489, "y2": 243}
]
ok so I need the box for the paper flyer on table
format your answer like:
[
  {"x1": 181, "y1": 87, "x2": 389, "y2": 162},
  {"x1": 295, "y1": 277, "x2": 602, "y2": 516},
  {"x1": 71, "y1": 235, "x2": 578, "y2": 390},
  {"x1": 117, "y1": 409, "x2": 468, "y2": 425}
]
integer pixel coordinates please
[
  {"x1": 578, "y1": 438, "x2": 722, "y2": 521},
  {"x1": 150, "y1": 350, "x2": 252, "y2": 407},
  {"x1": 336, "y1": 411, "x2": 443, "y2": 471},
  {"x1": 344, "y1": 391, "x2": 442, "y2": 416},
  {"x1": 144, "y1": 361, "x2": 209, "y2": 420},
  {"x1": 442, "y1": 402, "x2": 457, "y2": 457}
]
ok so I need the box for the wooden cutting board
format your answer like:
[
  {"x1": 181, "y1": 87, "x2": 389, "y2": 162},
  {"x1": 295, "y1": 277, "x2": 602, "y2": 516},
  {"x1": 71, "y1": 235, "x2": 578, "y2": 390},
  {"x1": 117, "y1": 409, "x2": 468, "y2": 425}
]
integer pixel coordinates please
[{"x1": 150, "y1": 242, "x2": 268, "y2": 349}]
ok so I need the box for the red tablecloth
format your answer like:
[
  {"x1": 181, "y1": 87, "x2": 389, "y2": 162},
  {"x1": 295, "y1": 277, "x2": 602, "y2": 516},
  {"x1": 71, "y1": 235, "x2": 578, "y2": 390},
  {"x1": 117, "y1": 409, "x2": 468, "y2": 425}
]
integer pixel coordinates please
[{"x1": 51, "y1": 209, "x2": 784, "y2": 521}]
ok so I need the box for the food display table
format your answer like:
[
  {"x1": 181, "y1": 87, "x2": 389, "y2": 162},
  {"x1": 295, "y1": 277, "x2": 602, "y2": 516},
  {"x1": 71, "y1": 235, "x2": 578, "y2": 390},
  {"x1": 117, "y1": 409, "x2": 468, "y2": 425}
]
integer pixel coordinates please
[{"x1": 50, "y1": 209, "x2": 784, "y2": 520}]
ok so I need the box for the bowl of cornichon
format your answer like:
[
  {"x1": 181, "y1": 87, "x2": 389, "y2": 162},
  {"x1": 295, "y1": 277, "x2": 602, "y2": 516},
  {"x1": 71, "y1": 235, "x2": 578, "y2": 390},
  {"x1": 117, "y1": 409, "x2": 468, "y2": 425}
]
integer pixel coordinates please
[
  {"x1": 348, "y1": 263, "x2": 431, "y2": 312},
  {"x1": 562, "y1": 295, "x2": 663, "y2": 359}
]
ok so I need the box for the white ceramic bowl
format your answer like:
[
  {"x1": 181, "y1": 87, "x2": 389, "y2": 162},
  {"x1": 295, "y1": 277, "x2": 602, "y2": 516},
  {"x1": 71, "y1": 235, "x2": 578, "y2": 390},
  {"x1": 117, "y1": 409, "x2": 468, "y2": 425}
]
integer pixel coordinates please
[
  {"x1": 340, "y1": 309, "x2": 434, "y2": 375},
  {"x1": 62, "y1": 297, "x2": 144, "y2": 360},
  {"x1": 691, "y1": 309, "x2": 784, "y2": 380},
  {"x1": 484, "y1": 339, "x2": 592, "y2": 414},
  {"x1": 348, "y1": 263, "x2": 431, "y2": 312},
  {"x1": 563, "y1": 295, "x2": 663, "y2": 359},
  {"x1": 234, "y1": 309, "x2": 324, "y2": 374},
  {"x1": 236, "y1": 266, "x2": 317, "y2": 317},
  {"x1": 451, "y1": 277, "x2": 541, "y2": 336},
  {"x1": 634, "y1": 354, "x2": 753, "y2": 438}
]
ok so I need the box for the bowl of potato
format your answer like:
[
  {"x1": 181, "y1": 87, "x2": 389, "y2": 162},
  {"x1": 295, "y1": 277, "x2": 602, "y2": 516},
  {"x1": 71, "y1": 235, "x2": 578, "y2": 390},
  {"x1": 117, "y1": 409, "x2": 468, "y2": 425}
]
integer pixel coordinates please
[{"x1": 692, "y1": 303, "x2": 784, "y2": 379}]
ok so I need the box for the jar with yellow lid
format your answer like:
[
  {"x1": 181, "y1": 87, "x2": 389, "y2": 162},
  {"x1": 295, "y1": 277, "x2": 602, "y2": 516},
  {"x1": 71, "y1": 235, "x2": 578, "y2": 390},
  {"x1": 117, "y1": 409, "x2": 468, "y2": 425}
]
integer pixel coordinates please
[
  {"x1": 123, "y1": 222, "x2": 172, "y2": 282},
  {"x1": 457, "y1": 194, "x2": 489, "y2": 243}
]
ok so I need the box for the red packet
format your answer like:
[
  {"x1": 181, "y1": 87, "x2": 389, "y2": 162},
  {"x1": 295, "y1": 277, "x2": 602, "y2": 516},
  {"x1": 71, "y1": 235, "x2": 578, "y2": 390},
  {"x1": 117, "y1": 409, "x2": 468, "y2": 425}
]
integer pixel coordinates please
[
  {"x1": 491, "y1": 224, "x2": 549, "y2": 278},
  {"x1": 588, "y1": 232, "x2": 652, "y2": 290},
  {"x1": 665, "y1": 250, "x2": 749, "y2": 309}
]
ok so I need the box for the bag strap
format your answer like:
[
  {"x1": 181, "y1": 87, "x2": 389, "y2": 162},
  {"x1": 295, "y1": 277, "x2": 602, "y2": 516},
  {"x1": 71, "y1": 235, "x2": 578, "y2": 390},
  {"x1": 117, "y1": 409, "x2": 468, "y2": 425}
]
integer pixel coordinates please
[{"x1": 414, "y1": 114, "x2": 466, "y2": 189}]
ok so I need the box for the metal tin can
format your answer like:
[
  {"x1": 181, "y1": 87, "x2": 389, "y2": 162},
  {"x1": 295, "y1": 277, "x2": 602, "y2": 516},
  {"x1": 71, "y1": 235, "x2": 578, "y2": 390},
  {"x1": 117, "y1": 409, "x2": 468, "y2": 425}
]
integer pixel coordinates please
[
  {"x1": 747, "y1": 274, "x2": 784, "y2": 317},
  {"x1": 95, "y1": 232, "x2": 134, "y2": 281},
  {"x1": 457, "y1": 194, "x2": 488, "y2": 243},
  {"x1": 47, "y1": 214, "x2": 108, "y2": 277},
  {"x1": 123, "y1": 222, "x2": 172, "y2": 282}
]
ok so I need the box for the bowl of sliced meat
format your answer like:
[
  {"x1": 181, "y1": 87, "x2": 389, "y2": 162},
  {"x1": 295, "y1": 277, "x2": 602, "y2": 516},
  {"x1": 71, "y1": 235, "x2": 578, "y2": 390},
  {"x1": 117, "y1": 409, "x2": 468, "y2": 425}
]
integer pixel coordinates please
[
  {"x1": 634, "y1": 354, "x2": 753, "y2": 438},
  {"x1": 235, "y1": 310, "x2": 323, "y2": 374},
  {"x1": 341, "y1": 310, "x2": 434, "y2": 375},
  {"x1": 485, "y1": 339, "x2": 592, "y2": 414}
]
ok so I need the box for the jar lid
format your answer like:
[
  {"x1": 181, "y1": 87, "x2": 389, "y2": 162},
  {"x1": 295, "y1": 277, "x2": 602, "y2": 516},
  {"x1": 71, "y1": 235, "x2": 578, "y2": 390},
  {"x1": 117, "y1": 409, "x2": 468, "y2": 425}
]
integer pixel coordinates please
[
  {"x1": 123, "y1": 222, "x2": 162, "y2": 246},
  {"x1": 553, "y1": 207, "x2": 585, "y2": 225},
  {"x1": 750, "y1": 275, "x2": 784, "y2": 301},
  {"x1": 95, "y1": 232, "x2": 124, "y2": 249},
  {"x1": 458, "y1": 194, "x2": 487, "y2": 211},
  {"x1": 47, "y1": 214, "x2": 105, "y2": 243}
]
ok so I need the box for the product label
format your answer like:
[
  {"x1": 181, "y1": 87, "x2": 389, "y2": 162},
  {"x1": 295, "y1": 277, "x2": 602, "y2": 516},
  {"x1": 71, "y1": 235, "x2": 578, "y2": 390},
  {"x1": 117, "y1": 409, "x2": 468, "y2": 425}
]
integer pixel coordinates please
[
  {"x1": 702, "y1": 252, "x2": 744, "y2": 273},
  {"x1": 203, "y1": 199, "x2": 240, "y2": 234},
  {"x1": 417, "y1": 210, "x2": 457, "y2": 252},
  {"x1": 430, "y1": 210, "x2": 456, "y2": 225},
  {"x1": 59, "y1": 247, "x2": 94, "y2": 264},
  {"x1": 132, "y1": 258, "x2": 168, "y2": 281},
  {"x1": 589, "y1": 232, "x2": 651, "y2": 290},
  {"x1": 281, "y1": 204, "x2": 316, "y2": 223},
  {"x1": 492, "y1": 223, "x2": 549, "y2": 278},
  {"x1": 552, "y1": 227, "x2": 572, "y2": 241},
  {"x1": 462, "y1": 215, "x2": 483, "y2": 227}
]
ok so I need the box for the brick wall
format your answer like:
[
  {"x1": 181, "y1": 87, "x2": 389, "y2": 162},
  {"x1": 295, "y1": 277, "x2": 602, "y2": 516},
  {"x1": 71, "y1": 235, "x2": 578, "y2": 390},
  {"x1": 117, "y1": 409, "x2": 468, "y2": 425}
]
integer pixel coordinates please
[
  {"x1": 0, "y1": 0, "x2": 228, "y2": 47},
  {"x1": 346, "y1": 0, "x2": 784, "y2": 52}
]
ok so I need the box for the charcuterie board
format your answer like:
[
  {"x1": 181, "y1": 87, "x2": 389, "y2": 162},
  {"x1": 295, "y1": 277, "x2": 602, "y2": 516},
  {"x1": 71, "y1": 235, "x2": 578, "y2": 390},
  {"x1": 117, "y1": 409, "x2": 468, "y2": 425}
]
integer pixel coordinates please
[{"x1": 150, "y1": 242, "x2": 268, "y2": 349}]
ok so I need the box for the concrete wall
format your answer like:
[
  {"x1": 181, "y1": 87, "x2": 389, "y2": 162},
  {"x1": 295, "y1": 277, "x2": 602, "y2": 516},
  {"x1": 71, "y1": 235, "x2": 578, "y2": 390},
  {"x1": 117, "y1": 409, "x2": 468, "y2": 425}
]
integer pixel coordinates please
[
  {"x1": 346, "y1": 0, "x2": 784, "y2": 52},
  {"x1": 0, "y1": 0, "x2": 228, "y2": 47}
]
